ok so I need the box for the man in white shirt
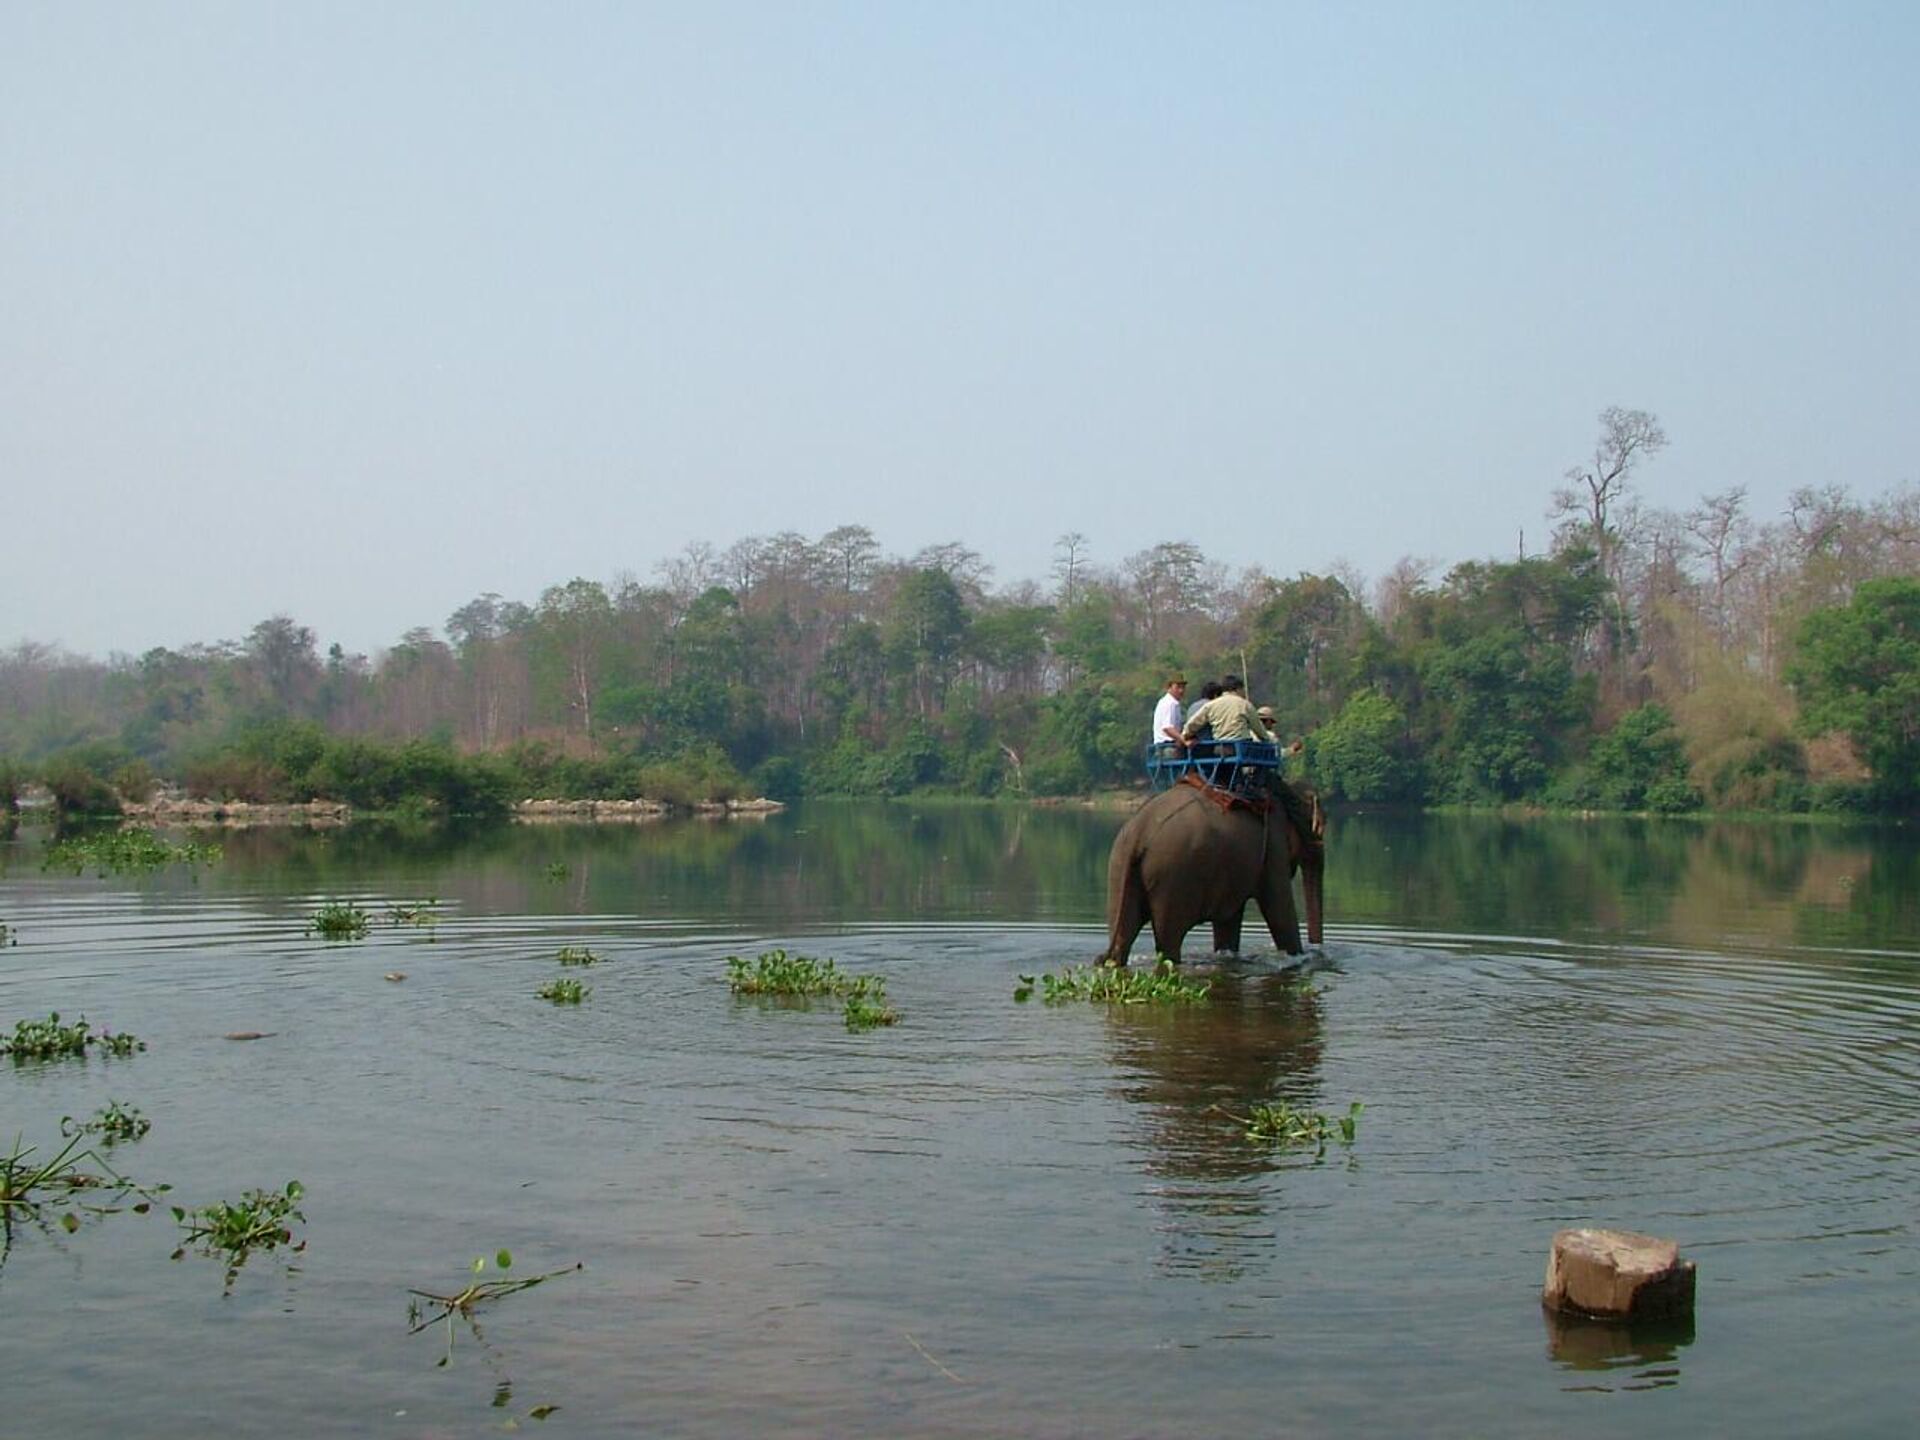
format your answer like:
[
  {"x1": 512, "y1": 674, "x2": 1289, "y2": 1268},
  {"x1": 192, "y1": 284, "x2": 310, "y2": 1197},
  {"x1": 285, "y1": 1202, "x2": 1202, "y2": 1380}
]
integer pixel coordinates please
[{"x1": 1152, "y1": 674, "x2": 1188, "y2": 747}]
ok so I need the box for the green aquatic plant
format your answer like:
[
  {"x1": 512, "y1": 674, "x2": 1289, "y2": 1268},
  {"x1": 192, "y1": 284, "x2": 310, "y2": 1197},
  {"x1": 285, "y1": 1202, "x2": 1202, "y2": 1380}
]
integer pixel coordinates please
[
  {"x1": 309, "y1": 901, "x2": 371, "y2": 940},
  {"x1": 172, "y1": 1181, "x2": 306, "y2": 1288},
  {"x1": 554, "y1": 945, "x2": 601, "y2": 966},
  {"x1": 726, "y1": 949, "x2": 851, "y2": 997},
  {"x1": 543, "y1": 862, "x2": 570, "y2": 882},
  {"x1": 1014, "y1": 958, "x2": 1211, "y2": 1006},
  {"x1": 62, "y1": 1100, "x2": 151, "y2": 1145},
  {"x1": 1227, "y1": 1100, "x2": 1364, "y2": 1156},
  {"x1": 95, "y1": 1029, "x2": 144, "y2": 1057},
  {"x1": 2, "y1": 1013, "x2": 89, "y2": 1060},
  {"x1": 2, "y1": 1012, "x2": 146, "y2": 1062},
  {"x1": 727, "y1": 950, "x2": 898, "y2": 1029},
  {"x1": 386, "y1": 899, "x2": 441, "y2": 929},
  {"x1": 43, "y1": 829, "x2": 223, "y2": 877},
  {"x1": 407, "y1": 1249, "x2": 582, "y2": 1369},
  {"x1": 1, "y1": 1131, "x2": 164, "y2": 1243},
  {"x1": 537, "y1": 978, "x2": 588, "y2": 1004},
  {"x1": 842, "y1": 976, "x2": 898, "y2": 1032}
]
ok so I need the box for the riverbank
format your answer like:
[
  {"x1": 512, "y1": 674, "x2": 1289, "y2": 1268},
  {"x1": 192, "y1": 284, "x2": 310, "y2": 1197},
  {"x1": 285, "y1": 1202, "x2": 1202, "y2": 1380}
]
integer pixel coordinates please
[{"x1": 99, "y1": 793, "x2": 787, "y2": 827}]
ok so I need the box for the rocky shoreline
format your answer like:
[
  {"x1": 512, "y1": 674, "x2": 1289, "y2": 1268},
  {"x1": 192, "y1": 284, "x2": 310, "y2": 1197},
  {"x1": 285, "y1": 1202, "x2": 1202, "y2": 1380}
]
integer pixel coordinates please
[
  {"x1": 114, "y1": 795, "x2": 785, "y2": 827},
  {"x1": 511, "y1": 797, "x2": 786, "y2": 823}
]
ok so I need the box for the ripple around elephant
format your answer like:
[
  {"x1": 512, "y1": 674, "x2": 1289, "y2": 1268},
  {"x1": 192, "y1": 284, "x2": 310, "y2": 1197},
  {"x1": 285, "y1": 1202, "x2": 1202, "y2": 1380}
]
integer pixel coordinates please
[{"x1": 1104, "y1": 780, "x2": 1325, "y2": 964}]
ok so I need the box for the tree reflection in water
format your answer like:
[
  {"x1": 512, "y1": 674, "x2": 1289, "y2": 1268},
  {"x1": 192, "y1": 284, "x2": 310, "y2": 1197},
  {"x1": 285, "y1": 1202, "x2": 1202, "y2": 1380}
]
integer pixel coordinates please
[{"x1": 1103, "y1": 965, "x2": 1331, "y2": 1280}]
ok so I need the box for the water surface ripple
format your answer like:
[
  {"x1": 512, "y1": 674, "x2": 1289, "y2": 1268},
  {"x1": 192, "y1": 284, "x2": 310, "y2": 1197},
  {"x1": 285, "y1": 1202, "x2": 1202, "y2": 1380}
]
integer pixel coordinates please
[{"x1": 2, "y1": 807, "x2": 1916, "y2": 1437}]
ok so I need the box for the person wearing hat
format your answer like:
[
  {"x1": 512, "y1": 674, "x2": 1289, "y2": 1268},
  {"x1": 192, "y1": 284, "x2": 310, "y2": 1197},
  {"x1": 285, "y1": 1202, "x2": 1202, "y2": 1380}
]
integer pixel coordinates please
[
  {"x1": 1152, "y1": 673, "x2": 1189, "y2": 747},
  {"x1": 1257, "y1": 705, "x2": 1306, "y2": 759}
]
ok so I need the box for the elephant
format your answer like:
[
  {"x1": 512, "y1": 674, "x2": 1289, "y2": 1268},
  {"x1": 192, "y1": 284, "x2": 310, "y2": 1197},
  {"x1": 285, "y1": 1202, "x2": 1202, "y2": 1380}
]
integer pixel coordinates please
[{"x1": 1104, "y1": 778, "x2": 1325, "y2": 965}]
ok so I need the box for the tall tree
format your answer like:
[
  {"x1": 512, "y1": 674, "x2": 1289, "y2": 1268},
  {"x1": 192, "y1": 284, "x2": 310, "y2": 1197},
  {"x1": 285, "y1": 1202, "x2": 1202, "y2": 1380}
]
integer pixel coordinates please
[
  {"x1": 1789, "y1": 577, "x2": 1920, "y2": 804},
  {"x1": 245, "y1": 615, "x2": 320, "y2": 713},
  {"x1": 533, "y1": 579, "x2": 614, "y2": 749}
]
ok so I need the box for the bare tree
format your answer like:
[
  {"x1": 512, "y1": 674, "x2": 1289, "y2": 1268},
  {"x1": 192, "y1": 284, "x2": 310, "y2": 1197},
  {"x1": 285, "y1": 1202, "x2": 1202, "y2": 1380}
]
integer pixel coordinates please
[
  {"x1": 1373, "y1": 555, "x2": 1434, "y2": 627},
  {"x1": 656, "y1": 542, "x2": 719, "y2": 624},
  {"x1": 818, "y1": 525, "x2": 880, "y2": 599},
  {"x1": 1551, "y1": 406, "x2": 1668, "y2": 585},
  {"x1": 1052, "y1": 532, "x2": 1090, "y2": 606},
  {"x1": 1684, "y1": 487, "x2": 1751, "y2": 643},
  {"x1": 1551, "y1": 406, "x2": 1668, "y2": 685},
  {"x1": 721, "y1": 535, "x2": 770, "y2": 604},
  {"x1": 1123, "y1": 541, "x2": 1213, "y2": 646}
]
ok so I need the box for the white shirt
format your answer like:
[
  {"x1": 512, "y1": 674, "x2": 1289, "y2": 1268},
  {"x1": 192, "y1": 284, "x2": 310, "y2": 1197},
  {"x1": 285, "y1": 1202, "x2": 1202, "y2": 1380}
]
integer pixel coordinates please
[{"x1": 1152, "y1": 691, "x2": 1184, "y2": 744}]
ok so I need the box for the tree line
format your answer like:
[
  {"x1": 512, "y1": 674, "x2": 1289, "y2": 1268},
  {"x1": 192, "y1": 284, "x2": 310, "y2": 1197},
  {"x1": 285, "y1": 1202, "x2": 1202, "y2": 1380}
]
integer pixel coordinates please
[{"x1": 4, "y1": 409, "x2": 1918, "y2": 818}]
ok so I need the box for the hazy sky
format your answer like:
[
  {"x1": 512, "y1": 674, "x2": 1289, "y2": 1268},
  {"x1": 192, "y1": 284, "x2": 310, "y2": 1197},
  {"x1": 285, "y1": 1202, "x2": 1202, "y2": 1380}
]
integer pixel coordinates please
[{"x1": 4, "y1": 2, "x2": 1915, "y2": 659}]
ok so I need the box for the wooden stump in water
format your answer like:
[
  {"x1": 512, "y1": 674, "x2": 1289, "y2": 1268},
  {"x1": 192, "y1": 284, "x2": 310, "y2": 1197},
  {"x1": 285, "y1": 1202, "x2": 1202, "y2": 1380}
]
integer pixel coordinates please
[{"x1": 1543, "y1": 1228, "x2": 1696, "y2": 1321}]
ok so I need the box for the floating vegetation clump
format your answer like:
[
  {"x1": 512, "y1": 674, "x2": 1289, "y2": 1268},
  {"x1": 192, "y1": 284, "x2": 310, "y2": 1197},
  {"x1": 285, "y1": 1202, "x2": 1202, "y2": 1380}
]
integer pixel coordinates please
[
  {"x1": 543, "y1": 862, "x2": 570, "y2": 882},
  {"x1": 408, "y1": 1249, "x2": 582, "y2": 1368},
  {"x1": 62, "y1": 1101, "x2": 151, "y2": 1145},
  {"x1": 842, "y1": 977, "x2": 898, "y2": 1032},
  {"x1": 1014, "y1": 958, "x2": 1212, "y2": 1006},
  {"x1": 1227, "y1": 1100, "x2": 1363, "y2": 1157},
  {"x1": 2, "y1": 1013, "x2": 146, "y2": 1062},
  {"x1": 727, "y1": 950, "x2": 900, "y2": 1030},
  {"x1": 309, "y1": 901, "x2": 371, "y2": 940},
  {"x1": 1, "y1": 1132, "x2": 164, "y2": 1241},
  {"x1": 386, "y1": 899, "x2": 441, "y2": 929},
  {"x1": 43, "y1": 829, "x2": 223, "y2": 877},
  {"x1": 555, "y1": 946, "x2": 601, "y2": 967},
  {"x1": 726, "y1": 949, "x2": 851, "y2": 997},
  {"x1": 172, "y1": 1181, "x2": 306, "y2": 1288},
  {"x1": 537, "y1": 978, "x2": 588, "y2": 1004}
]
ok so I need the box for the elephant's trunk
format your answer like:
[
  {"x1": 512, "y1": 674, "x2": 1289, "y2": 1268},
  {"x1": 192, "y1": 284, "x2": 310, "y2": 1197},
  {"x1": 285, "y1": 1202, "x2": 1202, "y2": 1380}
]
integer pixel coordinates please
[
  {"x1": 1301, "y1": 791, "x2": 1326, "y2": 946},
  {"x1": 1301, "y1": 846, "x2": 1325, "y2": 947}
]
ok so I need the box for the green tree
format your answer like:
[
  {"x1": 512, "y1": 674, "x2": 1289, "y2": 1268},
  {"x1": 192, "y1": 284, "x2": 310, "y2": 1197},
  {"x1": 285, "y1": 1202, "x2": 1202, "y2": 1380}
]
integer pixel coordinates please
[
  {"x1": 532, "y1": 579, "x2": 615, "y2": 748},
  {"x1": 1789, "y1": 578, "x2": 1920, "y2": 804},
  {"x1": 1313, "y1": 689, "x2": 1416, "y2": 802},
  {"x1": 1246, "y1": 573, "x2": 1369, "y2": 731},
  {"x1": 884, "y1": 569, "x2": 969, "y2": 717},
  {"x1": 1577, "y1": 703, "x2": 1701, "y2": 812}
]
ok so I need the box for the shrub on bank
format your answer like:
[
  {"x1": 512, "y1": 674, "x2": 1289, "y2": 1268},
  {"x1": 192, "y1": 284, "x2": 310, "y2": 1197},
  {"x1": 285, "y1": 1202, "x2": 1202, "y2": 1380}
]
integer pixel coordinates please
[{"x1": 41, "y1": 750, "x2": 124, "y2": 819}]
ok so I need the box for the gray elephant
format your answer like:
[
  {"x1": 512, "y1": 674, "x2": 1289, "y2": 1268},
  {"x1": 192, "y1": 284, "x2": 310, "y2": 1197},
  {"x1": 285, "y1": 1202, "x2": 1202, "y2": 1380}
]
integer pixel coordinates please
[{"x1": 1104, "y1": 780, "x2": 1325, "y2": 964}]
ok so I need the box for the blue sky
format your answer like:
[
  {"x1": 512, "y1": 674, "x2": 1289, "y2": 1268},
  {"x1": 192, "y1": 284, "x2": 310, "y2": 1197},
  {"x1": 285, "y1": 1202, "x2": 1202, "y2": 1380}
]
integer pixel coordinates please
[{"x1": 4, "y1": 2, "x2": 1915, "y2": 657}]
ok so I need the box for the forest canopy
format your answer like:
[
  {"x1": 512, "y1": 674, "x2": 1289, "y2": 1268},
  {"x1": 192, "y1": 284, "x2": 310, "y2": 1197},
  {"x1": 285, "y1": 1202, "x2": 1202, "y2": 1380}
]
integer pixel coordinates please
[{"x1": 5, "y1": 414, "x2": 1919, "y2": 817}]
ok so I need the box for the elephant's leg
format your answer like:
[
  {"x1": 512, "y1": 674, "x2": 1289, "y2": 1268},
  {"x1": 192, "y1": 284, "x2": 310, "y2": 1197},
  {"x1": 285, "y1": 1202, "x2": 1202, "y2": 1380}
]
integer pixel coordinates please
[
  {"x1": 1211, "y1": 910, "x2": 1245, "y2": 955},
  {"x1": 1147, "y1": 897, "x2": 1187, "y2": 965},
  {"x1": 1255, "y1": 834, "x2": 1304, "y2": 956},
  {"x1": 1104, "y1": 858, "x2": 1149, "y2": 967}
]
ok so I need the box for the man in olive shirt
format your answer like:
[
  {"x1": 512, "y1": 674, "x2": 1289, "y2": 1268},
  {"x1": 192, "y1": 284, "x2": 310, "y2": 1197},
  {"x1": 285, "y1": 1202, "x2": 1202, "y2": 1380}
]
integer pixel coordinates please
[{"x1": 1181, "y1": 675, "x2": 1272, "y2": 745}]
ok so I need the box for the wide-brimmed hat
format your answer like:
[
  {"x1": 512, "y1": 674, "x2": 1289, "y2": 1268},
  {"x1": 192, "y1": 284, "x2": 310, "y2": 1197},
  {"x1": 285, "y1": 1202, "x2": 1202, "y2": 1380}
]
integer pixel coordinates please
[{"x1": 1256, "y1": 705, "x2": 1276, "y2": 721}]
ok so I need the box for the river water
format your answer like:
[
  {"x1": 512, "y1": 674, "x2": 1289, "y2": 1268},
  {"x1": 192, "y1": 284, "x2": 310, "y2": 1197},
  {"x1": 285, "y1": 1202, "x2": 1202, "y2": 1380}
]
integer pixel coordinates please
[{"x1": 1, "y1": 805, "x2": 1915, "y2": 1437}]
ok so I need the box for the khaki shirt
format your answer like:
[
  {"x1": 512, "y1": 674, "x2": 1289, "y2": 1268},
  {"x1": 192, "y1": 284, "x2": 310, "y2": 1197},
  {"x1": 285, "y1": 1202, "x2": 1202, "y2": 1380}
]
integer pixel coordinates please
[{"x1": 1181, "y1": 692, "x2": 1272, "y2": 743}]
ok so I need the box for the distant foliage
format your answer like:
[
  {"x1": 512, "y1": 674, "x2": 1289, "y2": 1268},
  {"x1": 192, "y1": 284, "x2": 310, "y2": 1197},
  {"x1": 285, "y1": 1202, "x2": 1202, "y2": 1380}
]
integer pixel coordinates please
[
  {"x1": 41, "y1": 752, "x2": 123, "y2": 819},
  {"x1": 1555, "y1": 704, "x2": 1701, "y2": 813},
  {"x1": 1791, "y1": 578, "x2": 1920, "y2": 805},
  {"x1": 5, "y1": 470, "x2": 1920, "y2": 814},
  {"x1": 1312, "y1": 689, "x2": 1415, "y2": 803}
]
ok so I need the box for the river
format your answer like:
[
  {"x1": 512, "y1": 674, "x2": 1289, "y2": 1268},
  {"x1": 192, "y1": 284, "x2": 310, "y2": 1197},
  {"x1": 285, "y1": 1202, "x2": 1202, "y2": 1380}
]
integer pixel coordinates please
[{"x1": 1, "y1": 804, "x2": 1915, "y2": 1437}]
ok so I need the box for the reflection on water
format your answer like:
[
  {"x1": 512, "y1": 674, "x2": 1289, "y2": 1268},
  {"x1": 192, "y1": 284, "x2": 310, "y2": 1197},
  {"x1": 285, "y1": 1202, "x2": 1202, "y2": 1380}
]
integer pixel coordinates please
[
  {"x1": 0, "y1": 804, "x2": 1915, "y2": 1438},
  {"x1": 1544, "y1": 1305, "x2": 1696, "y2": 1390}
]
